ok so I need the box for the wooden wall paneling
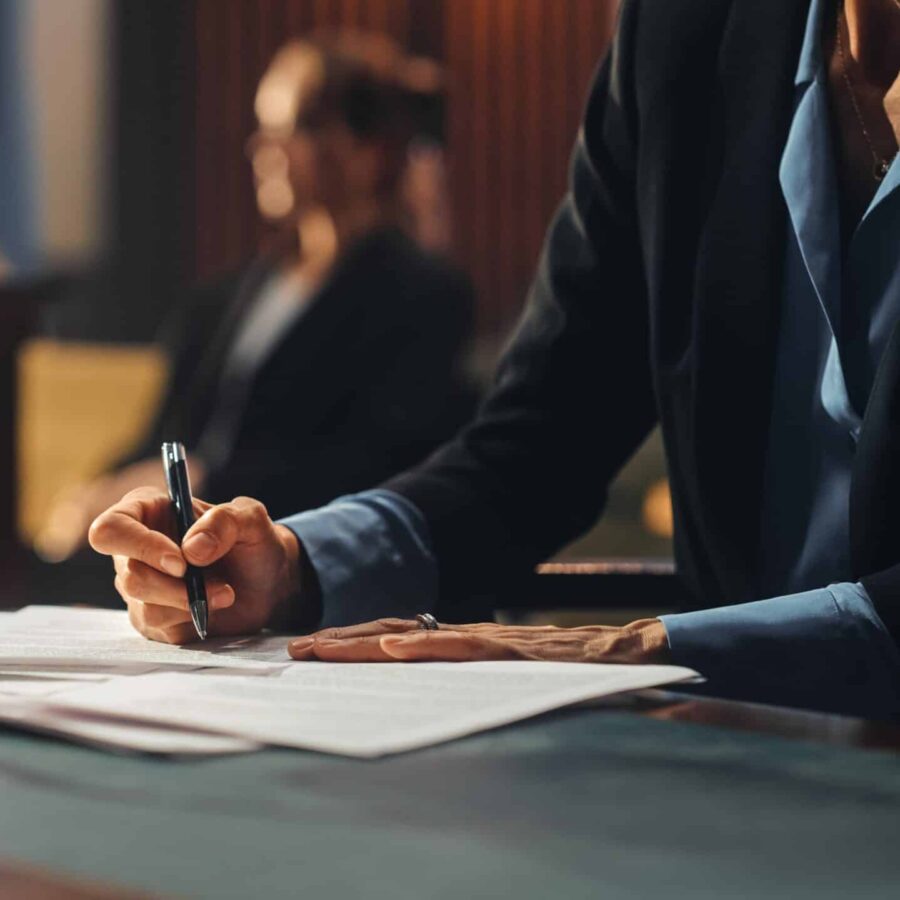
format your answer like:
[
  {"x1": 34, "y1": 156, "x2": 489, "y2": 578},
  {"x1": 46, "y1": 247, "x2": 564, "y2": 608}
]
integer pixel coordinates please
[
  {"x1": 443, "y1": 0, "x2": 619, "y2": 338},
  {"x1": 191, "y1": 0, "x2": 619, "y2": 336},
  {"x1": 313, "y1": 0, "x2": 341, "y2": 29},
  {"x1": 193, "y1": 0, "x2": 416, "y2": 281},
  {"x1": 223, "y1": 5, "x2": 253, "y2": 271},
  {"x1": 283, "y1": 0, "x2": 315, "y2": 36},
  {"x1": 408, "y1": 0, "x2": 443, "y2": 58},
  {"x1": 443, "y1": 0, "x2": 482, "y2": 331},
  {"x1": 194, "y1": 0, "x2": 238, "y2": 279},
  {"x1": 108, "y1": 0, "x2": 196, "y2": 340},
  {"x1": 495, "y1": 0, "x2": 518, "y2": 347},
  {"x1": 520, "y1": 0, "x2": 546, "y2": 326}
]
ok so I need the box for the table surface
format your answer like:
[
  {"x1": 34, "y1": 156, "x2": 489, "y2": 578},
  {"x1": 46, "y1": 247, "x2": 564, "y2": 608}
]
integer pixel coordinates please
[{"x1": 1, "y1": 693, "x2": 899, "y2": 900}]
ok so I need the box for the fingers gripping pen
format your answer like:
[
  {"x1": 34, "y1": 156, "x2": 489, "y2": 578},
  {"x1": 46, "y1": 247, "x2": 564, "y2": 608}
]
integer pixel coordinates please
[{"x1": 161, "y1": 442, "x2": 209, "y2": 639}]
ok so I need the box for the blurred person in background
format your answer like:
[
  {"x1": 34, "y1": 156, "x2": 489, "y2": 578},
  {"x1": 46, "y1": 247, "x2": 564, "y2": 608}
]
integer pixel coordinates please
[{"x1": 37, "y1": 33, "x2": 475, "y2": 564}]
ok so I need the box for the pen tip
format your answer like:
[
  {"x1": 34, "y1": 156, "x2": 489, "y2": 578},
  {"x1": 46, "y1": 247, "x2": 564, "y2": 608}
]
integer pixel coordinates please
[{"x1": 191, "y1": 603, "x2": 209, "y2": 641}]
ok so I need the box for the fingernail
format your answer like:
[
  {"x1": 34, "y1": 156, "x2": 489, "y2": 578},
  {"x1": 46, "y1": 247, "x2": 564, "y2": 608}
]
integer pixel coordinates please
[
  {"x1": 289, "y1": 638, "x2": 314, "y2": 652},
  {"x1": 380, "y1": 635, "x2": 414, "y2": 645},
  {"x1": 184, "y1": 531, "x2": 217, "y2": 560},
  {"x1": 209, "y1": 586, "x2": 232, "y2": 609},
  {"x1": 161, "y1": 554, "x2": 184, "y2": 576}
]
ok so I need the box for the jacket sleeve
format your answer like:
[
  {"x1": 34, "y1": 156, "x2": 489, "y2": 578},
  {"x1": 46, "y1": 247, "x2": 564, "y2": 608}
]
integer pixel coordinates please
[
  {"x1": 358, "y1": 265, "x2": 476, "y2": 447},
  {"x1": 384, "y1": 4, "x2": 657, "y2": 611}
]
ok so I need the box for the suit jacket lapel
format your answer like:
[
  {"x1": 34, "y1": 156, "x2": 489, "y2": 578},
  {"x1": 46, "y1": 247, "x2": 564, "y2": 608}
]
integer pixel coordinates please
[
  {"x1": 246, "y1": 228, "x2": 404, "y2": 404},
  {"x1": 179, "y1": 256, "x2": 276, "y2": 425},
  {"x1": 688, "y1": 0, "x2": 809, "y2": 600}
]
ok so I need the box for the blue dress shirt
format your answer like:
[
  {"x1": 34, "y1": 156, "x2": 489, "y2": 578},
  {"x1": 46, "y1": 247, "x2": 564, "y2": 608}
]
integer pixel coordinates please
[
  {"x1": 281, "y1": 0, "x2": 900, "y2": 717},
  {"x1": 282, "y1": 490, "x2": 436, "y2": 628}
]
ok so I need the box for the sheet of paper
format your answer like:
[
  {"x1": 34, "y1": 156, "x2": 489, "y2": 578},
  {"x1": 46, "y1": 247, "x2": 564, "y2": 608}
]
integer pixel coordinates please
[
  {"x1": 49, "y1": 661, "x2": 701, "y2": 758},
  {"x1": 0, "y1": 607, "x2": 284, "y2": 673},
  {"x1": 202, "y1": 632, "x2": 294, "y2": 664},
  {"x1": 0, "y1": 664, "x2": 157, "y2": 680},
  {"x1": 0, "y1": 659, "x2": 262, "y2": 754},
  {"x1": 0, "y1": 697, "x2": 260, "y2": 755},
  {"x1": 0, "y1": 669, "x2": 117, "y2": 681},
  {"x1": 0, "y1": 674, "x2": 108, "y2": 697}
]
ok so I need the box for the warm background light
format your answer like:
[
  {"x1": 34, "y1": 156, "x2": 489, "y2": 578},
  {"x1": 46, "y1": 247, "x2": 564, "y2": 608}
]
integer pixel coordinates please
[
  {"x1": 17, "y1": 340, "x2": 166, "y2": 543},
  {"x1": 643, "y1": 478, "x2": 674, "y2": 539}
]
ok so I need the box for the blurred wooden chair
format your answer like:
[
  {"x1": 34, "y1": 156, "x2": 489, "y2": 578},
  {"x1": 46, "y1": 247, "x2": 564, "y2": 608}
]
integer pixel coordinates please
[
  {"x1": 0, "y1": 276, "x2": 48, "y2": 585},
  {"x1": 520, "y1": 558, "x2": 685, "y2": 610},
  {"x1": 17, "y1": 337, "x2": 166, "y2": 545},
  {"x1": 492, "y1": 558, "x2": 688, "y2": 626}
]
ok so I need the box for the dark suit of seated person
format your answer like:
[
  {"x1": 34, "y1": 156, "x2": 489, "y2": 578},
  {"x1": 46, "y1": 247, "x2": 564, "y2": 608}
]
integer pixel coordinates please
[
  {"x1": 123, "y1": 224, "x2": 473, "y2": 518},
  {"x1": 90, "y1": 0, "x2": 900, "y2": 720},
  {"x1": 38, "y1": 35, "x2": 475, "y2": 559}
]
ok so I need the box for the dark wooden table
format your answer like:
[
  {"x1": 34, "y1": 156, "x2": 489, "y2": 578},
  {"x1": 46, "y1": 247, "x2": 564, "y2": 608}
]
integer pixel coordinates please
[
  {"x1": 0, "y1": 859, "x2": 158, "y2": 899},
  {"x1": 1, "y1": 688, "x2": 898, "y2": 899},
  {"x1": 640, "y1": 689, "x2": 900, "y2": 752}
]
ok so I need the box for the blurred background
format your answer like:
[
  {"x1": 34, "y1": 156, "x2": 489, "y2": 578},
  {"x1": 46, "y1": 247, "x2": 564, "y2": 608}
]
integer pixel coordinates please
[{"x1": 0, "y1": 0, "x2": 671, "y2": 610}]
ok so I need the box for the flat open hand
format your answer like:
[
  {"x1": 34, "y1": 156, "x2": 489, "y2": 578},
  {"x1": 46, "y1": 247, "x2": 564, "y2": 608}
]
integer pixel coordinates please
[{"x1": 288, "y1": 617, "x2": 670, "y2": 664}]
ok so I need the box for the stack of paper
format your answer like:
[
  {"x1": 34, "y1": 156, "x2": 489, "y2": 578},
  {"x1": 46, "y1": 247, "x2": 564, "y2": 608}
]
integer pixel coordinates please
[
  {"x1": 0, "y1": 607, "x2": 280, "y2": 754},
  {"x1": 0, "y1": 607, "x2": 700, "y2": 758},
  {"x1": 0, "y1": 606, "x2": 289, "y2": 672}
]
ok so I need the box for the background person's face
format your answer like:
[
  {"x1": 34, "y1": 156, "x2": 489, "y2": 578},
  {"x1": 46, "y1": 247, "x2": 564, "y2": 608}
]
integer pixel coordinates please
[
  {"x1": 248, "y1": 121, "x2": 383, "y2": 222},
  {"x1": 250, "y1": 50, "x2": 384, "y2": 223}
]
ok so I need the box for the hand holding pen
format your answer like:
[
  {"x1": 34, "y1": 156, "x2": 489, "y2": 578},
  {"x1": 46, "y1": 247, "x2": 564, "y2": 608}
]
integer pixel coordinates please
[
  {"x1": 88, "y1": 479, "x2": 307, "y2": 646},
  {"x1": 161, "y1": 442, "x2": 209, "y2": 639}
]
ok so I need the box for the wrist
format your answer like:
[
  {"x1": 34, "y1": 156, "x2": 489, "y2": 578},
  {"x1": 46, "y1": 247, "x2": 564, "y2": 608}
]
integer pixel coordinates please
[
  {"x1": 622, "y1": 618, "x2": 670, "y2": 663},
  {"x1": 274, "y1": 524, "x2": 301, "y2": 592},
  {"x1": 272, "y1": 524, "x2": 322, "y2": 631}
]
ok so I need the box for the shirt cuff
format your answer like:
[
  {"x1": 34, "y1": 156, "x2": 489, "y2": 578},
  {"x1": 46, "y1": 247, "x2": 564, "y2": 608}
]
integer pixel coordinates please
[
  {"x1": 659, "y1": 583, "x2": 900, "y2": 718},
  {"x1": 278, "y1": 489, "x2": 438, "y2": 628}
]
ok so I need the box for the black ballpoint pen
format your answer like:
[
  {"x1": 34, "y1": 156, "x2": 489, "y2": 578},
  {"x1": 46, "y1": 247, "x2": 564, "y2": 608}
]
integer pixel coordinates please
[{"x1": 161, "y1": 442, "x2": 209, "y2": 640}]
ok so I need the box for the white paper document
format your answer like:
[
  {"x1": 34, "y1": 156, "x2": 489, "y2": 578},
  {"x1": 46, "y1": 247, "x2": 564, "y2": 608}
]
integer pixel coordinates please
[
  {"x1": 0, "y1": 607, "x2": 285, "y2": 673},
  {"x1": 0, "y1": 606, "x2": 700, "y2": 758},
  {"x1": 0, "y1": 697, "x2": 260, "y2": 755},
  {"x1": 0, "y1": 607, "x2": 296, "y2": 754},
  {"x1": 0, "y1": 672, "x2": 109, "y2": 697},
  {"x1": 50, "y1": 661, "x2": 700, "y2": 758}
]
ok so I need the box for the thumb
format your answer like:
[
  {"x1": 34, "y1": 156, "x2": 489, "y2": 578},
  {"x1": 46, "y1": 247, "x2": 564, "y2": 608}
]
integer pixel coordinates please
[{"x1": 182, "y1": 497, "x2": 270, "y2": 567}]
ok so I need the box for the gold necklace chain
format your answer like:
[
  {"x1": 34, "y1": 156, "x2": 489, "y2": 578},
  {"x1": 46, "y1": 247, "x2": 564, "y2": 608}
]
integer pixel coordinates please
[{"x1": 835, "y1": 5, "x2": 896, "y2": 182}]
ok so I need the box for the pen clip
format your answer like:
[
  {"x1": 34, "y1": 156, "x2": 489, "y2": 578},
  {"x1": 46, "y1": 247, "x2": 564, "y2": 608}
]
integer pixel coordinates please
[{"x1": 161, "y1": 441, "x2": 189, "y2": 515}]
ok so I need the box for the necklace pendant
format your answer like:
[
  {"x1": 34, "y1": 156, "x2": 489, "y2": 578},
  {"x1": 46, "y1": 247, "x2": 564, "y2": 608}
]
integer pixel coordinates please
[{"x1": 874, "y1": 159, "x2": 890, "y2": 182}]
